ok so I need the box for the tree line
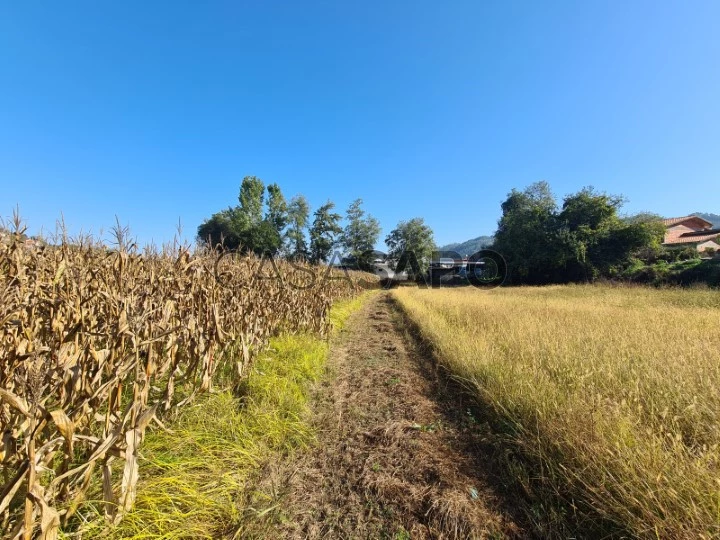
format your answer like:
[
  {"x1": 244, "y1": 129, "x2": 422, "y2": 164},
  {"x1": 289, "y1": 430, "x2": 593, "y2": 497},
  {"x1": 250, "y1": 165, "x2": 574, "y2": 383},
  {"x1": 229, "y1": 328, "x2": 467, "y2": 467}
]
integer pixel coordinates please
[
  {"x1": 198, "y1": 176, "x2": 436, "y2": 267},
  {"x1": 199, "y1": 176, "x2": 675, "y2": 286},
  {"x1": 492, "y1": 181, "x2": 666, "y2": 284}
]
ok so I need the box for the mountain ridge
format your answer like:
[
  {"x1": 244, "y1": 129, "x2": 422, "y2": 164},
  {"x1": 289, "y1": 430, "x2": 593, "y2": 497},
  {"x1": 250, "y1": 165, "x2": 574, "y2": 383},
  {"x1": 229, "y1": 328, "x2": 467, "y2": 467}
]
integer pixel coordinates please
[{"x1": 437, "y1": 235, "x2": 494, "y2": 256}]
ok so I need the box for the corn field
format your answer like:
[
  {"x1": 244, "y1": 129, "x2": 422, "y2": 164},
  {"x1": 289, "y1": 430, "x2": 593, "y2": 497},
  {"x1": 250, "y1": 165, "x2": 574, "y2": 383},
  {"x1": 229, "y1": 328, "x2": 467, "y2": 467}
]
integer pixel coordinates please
[{"x1": 0, "y1": 223, "x2": 368, "y2": 539}]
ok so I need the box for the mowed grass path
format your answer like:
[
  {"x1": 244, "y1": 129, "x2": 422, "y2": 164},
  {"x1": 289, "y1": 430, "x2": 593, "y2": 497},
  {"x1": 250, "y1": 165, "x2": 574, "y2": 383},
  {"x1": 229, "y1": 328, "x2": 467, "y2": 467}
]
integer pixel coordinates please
[
  {"x1": 393, "y1": 285, "x2": 720, "y2": 538},
  {"x1": 65, "y1": 294, "x2": 370, "y2": 539}
]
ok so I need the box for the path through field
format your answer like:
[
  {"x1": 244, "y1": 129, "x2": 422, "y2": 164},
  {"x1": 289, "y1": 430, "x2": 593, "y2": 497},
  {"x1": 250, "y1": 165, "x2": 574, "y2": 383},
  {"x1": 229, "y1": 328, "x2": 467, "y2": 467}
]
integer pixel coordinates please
[{"x1": 246, "y1": 292, "x2": 524, "y2": 539}]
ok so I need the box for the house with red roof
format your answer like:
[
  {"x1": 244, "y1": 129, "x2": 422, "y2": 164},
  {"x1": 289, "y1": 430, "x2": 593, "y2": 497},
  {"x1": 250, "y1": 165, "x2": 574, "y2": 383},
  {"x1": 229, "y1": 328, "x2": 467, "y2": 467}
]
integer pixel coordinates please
[{"x1": 663, "y1": 216, "x2": 720, "y2": 253}]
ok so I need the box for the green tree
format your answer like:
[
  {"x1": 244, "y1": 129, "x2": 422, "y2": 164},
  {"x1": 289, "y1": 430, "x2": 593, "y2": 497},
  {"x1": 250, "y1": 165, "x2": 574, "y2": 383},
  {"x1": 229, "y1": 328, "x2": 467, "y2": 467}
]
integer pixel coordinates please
[
  {"x1": 198, "y1": 176, "x2": 286, "y2": 255},
  {"x1": 558, "y1": 188, "x2": 668, "y2": 280},
  {"x1": 621, "y1": 212, "x2": 666, "y2": 263},
  {"x1": 197, "y1": 207, "x2": 244, "y2": 250},
  {"x1": 266, "y1": 183, "x2": 288, "y2": 234},
  {"x1": 340, "y1": 198, "x2": 381, "y2": 267},
  {"x1": 238, "y1": 175, "x2": 265, "y2": 226},
  {"x1": 286, "y1": 195, "x2": 310, "y2": 260},
  {"x1": 556, "y1": 187, "x2": 627, "y2": 280},
  {"x1": 258, "y1": 183, "x2": 289, "y2": 255},
  {"x1": 493, "y1": 182, "x2": 665, "y2": 284},
  {"x1": 309, "y1": 201, "x2": 342, "y2": 264},
  {"x1": 493, "y1": 181, "x2": 562, "y2": 283},
  {"x1": 385, "y1": 218, "x2": 436, "y2": 277}
]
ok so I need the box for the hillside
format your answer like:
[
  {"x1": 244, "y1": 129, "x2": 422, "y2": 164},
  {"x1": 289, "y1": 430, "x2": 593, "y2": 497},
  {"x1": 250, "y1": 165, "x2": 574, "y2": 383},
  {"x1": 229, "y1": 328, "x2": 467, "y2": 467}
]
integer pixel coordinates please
[{"x1": 438, "y1": 235, "x2": 494, "y2": 256}]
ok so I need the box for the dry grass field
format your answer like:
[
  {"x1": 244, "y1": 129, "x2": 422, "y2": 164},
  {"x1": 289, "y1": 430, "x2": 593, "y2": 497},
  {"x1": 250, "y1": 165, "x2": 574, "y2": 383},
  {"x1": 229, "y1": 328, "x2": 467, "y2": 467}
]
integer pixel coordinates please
[
  {"x1": 393, "y1": 284, "x2": 720, "y2": 538},
  {"x1": 0, "y1": 225, "x2": 370, "y2": 538},
  {"x1": 4, "y1": 212, "x2": 719, "y2": 540}
]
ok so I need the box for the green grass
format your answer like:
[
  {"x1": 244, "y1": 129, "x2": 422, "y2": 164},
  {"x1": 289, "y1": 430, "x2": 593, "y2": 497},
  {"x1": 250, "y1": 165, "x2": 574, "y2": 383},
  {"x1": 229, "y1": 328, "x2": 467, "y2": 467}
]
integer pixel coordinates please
[
  {"x1": 67, "y1": 293, "x2": 372, "y2": 539},
  {"x1": 328, "y1": 291, "x2": 369, "y2": 331}
]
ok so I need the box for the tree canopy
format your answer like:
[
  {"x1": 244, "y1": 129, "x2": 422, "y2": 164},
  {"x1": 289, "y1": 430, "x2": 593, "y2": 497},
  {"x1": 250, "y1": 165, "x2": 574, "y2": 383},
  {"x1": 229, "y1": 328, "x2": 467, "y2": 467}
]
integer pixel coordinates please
[
  {"x1": 198, "y1": 176, "x2": 671, "y2": 283},
  {"x1": 286, "y1": 195, "x2": 310, "y2": 260},
  {"x1": 493, "y1": 182, "x2": 665, "y2": 284},
  {"x1": 385, "y1": 218, "x2": 436, "y2": 277},
  {"x1": 197, "y1": 176, "x2": 289, "y2": 255},
  {"x1": 340, "y1": 199, "x2": 381, "y2": 267},
  {"x1": 309, "y1": 201, "x2": 342, "y2": 264}
]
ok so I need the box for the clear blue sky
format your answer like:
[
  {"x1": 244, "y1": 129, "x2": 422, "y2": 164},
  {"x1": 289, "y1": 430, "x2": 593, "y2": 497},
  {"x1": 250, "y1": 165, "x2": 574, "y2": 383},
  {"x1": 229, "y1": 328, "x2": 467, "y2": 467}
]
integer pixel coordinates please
[{"x1": 2, "y1": 1, "x2": 719, "y2": 248}]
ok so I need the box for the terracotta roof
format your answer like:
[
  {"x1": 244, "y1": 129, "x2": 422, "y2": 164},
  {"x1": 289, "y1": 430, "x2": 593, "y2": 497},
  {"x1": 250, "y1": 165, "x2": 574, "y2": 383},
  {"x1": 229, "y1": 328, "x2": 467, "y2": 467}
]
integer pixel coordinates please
[
  {"x1": 663, "y1": 231, "x2": 720, "y2": 245},
  {"x1": 663, "y1": 215, "x2": 713, "y2": 228}
]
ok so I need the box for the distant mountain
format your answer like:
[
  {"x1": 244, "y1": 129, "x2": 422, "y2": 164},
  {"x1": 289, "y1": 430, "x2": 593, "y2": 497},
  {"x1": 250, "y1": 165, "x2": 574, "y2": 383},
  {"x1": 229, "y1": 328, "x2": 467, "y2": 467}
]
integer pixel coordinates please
[
  {"x1": 437, "y1": 235, "x2": 494, "y2": 256},
  {"x1": 693, "y1": 212, "x2": 720, "y2": 226}
]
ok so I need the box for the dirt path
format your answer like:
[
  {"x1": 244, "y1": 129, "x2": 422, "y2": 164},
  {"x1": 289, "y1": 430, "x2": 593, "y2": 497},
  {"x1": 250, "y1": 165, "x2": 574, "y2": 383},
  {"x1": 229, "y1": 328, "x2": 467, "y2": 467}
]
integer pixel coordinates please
[{"x1": 249, "y1": 292, "x2": 524, "y2": 539}]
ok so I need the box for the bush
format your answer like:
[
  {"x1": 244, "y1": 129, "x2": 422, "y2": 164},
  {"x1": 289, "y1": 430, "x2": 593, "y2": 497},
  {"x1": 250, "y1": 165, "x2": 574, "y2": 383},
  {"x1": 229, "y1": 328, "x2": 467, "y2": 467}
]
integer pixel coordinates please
[
  {"x1": 676, "y1": 246, "x2": 701, "y2": 261},
  {"x1": 676, "y1": 259, "x2": 720, "y2": 287},
  {"x1": 623, "y1": 258, "x2": 720, "y2": 287}
]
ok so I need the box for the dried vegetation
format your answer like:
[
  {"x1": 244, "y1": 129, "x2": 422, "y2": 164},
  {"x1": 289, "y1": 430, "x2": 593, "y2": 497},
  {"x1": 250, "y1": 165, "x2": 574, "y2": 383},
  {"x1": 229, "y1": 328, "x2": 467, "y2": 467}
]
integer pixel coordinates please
[
  {"x1": 0, "y1": 217, "x2": 368, "y2": 539},
  {"x1": 394, "y1": 284, "x2": 720, "y2": 538}
]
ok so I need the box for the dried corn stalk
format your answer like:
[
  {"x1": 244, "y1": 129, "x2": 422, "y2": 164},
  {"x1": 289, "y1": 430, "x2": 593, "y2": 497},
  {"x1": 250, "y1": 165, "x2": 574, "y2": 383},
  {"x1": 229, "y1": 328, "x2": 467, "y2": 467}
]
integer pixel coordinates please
[{"x1": 0, "y1": 223, "x2": 372, "y2": 537}]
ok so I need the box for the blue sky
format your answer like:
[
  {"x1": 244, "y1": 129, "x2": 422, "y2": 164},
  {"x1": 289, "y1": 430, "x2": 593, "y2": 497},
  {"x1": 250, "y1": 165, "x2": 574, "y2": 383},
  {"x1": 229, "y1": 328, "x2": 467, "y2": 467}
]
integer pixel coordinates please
[{"x1": 1, "y1": 1, "x2": 719, "y2": 248}]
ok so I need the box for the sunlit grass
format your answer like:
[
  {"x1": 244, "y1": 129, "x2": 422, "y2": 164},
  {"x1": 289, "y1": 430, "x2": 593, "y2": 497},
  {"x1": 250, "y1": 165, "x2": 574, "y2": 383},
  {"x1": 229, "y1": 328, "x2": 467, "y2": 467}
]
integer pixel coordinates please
[
  {"x1": 66, "y1": 293, "x2": 372, "y2": 539},
  {"x1": 393, "y1": 284, "x2": 720, "y2": 538},
  {"x1": 329, "y1": 291, "x2": 371, "y2": 331}
]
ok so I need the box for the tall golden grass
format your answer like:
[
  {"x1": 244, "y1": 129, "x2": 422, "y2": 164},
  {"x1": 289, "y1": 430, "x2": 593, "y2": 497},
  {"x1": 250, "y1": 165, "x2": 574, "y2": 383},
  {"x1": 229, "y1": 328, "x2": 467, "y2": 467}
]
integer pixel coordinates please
[
  {"x1": 0, "y1": 220, "x2": 369, "y2": 539},
  {"x1": 394, "y1": 284, "x2": 720, "y2": 538}
]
